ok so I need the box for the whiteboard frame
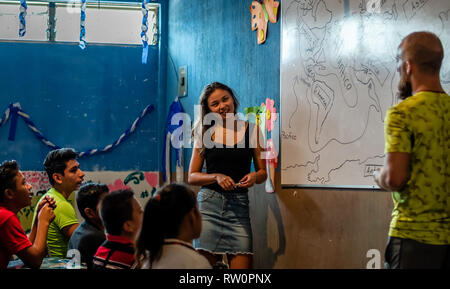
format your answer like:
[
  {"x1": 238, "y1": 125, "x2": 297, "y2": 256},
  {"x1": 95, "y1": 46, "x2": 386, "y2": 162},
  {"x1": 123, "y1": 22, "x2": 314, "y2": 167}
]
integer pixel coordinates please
[
  {"x1": 279, "y1": 0, "x2": 386, "y2": 189},
  {"x1": 281, "y1": 184, "x2": 381, "y2": 190}
]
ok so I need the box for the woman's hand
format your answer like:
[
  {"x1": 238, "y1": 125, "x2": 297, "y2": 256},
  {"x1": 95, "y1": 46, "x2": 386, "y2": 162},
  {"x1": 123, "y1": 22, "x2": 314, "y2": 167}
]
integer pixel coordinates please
[
  {"x1": 237, "y1": 172, "x2": 257, "y2": 188},
  {"x1": 215, "y1": 174, "x2": 237, "y2": 191}
]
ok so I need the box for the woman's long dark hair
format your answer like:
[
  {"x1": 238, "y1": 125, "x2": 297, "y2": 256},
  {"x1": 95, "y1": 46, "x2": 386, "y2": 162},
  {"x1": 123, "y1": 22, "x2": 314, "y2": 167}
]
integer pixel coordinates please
[
  {"x1": 192, "y1": 82, "x2": 240, "y2": 156},
  {"x1": 134, "y1": 183, "x2": 197, "y2": 268}
]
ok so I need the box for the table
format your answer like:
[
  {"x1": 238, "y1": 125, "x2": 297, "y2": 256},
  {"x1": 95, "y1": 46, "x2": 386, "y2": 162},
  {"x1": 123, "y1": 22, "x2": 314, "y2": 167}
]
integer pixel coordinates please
[{"x1": 7, "y1": 257, "x2": 87, "y2": 269}]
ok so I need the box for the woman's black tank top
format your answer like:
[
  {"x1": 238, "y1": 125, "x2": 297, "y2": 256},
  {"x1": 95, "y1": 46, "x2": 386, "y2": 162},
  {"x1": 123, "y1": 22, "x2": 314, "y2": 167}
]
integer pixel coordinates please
[{"x1": 204, "y1": 123, "x2": 254, "y2": 193}]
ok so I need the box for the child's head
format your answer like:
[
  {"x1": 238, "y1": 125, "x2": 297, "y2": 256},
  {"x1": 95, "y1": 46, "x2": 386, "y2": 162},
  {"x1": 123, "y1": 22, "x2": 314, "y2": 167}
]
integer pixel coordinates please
[
  {"x1": 135, "y1": 183, "x2": 201, "y2": 266},
  {"x1": 0, "y1": 160, "x2": 33, "y2": 210},
  {"x1": 99, "y1": 189, "x2": 143, "y2": 240},
  {"x1": 43, "y1": 148, "x2": 85, "y2": 192},
  {"x1": 76, "y1": 182, "x2": 109, "y2": 229}
]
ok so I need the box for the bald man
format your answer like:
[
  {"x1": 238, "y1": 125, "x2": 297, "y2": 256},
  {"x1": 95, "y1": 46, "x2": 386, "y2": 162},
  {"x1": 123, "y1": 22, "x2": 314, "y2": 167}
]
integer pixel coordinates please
[{"x1": 373, "y1": 31, "x2": 449, "y2": 269}]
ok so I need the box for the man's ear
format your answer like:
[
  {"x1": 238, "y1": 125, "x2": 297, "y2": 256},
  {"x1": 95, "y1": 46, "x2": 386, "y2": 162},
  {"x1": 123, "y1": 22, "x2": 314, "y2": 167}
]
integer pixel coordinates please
[
  {"x1": 84, "y1": 207, "x2": 96, "y2": 219},
  {"x1": 122, "y1": 220, "x2": 133, "y2": 234},
  {"x1": 52, "y1": 173, "x2": 63, "y2": 185},
  {"x1": 405, "y1": 60, "x2": 412, "y2": 75},
  {"x1": 187, "y1": 208, "x2": 197, "y2": 226},
  {"x1": 3, "y1": 188, "x2": 15, "y2": 201}
]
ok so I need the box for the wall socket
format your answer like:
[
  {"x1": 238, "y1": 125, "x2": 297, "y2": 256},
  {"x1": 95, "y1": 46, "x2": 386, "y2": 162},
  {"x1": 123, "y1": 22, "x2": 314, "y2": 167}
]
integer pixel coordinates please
[{"x1": 178, "y1": 66, "x2": 187, "y2": 97}]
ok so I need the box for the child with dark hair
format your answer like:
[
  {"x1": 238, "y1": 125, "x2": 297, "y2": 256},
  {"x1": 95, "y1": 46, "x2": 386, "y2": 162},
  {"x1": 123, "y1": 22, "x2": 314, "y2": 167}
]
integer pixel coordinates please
[
  {"x1": 69, "y1": 182, "x2": 109, "y2": 269},
  {"x1": 32, "y1": 148, "x2": 85, "y2": 258},
  {"x1": 0, "y1": 160, "x2": 56, "y2": 269},
  {"x1": 135, "y1": 183, "x2": 211, "y2": 269},
  {"x1": 92, "y1": 189, "x2": 142, "y2": 269}
]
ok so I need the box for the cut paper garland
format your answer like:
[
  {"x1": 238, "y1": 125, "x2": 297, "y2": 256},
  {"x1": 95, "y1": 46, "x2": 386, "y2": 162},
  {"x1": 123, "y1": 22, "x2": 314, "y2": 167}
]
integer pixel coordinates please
[
  {"x1": 79, "y1": 0, "x2": 87, "y2": 49},
  {"x1": 19, "y1": 0, "x2": 27, "y2": 37},
  {"x1": 0, "y1": 103, "x2": 154, "y2": 158},
  {"x1": 141, "y1": 0, "x2": 150, "y2": 64}
]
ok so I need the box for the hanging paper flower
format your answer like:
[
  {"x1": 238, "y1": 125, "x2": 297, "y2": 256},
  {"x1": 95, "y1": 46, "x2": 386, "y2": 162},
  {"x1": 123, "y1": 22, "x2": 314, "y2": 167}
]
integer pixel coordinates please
[
  {"x1": 261, "y1": 98, "x2": 277, "y2": 132},
  {"x1": 266, "y1": 138, "x2": 278, "y2": 168}
]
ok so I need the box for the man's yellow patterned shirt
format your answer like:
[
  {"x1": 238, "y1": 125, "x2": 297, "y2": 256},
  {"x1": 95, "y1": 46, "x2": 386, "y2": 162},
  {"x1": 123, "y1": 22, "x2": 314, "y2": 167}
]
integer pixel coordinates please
[{"x1": 384, "y1": 91, "x2": 449, "y2": 245}]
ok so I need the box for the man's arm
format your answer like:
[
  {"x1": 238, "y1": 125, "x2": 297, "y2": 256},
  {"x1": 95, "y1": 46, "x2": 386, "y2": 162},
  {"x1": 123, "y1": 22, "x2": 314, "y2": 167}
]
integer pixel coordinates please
[
  {"x1": 62, "y1": 223, "x2": 79, "y2": 241},
  {"x1": 374, "y1": 152, "x2": 410, "y2": 191},
  {"x1": 17, "y1": 204, "x2": 54, "y2": 268}
]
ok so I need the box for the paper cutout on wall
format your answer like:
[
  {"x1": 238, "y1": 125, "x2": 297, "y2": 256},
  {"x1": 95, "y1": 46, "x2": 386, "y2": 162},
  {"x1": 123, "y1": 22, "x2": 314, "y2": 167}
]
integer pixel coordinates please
[
  {"x1": 262, "y1": 98, "x2": 278, "y2": 193},
  {"x1": 250, "y1": 1, "x2": 268, "y2": 44},
  {"x1": 261, "y1": 97, "x2": 277, "y2": 133},
  {"x1": 244, "y1": 105, "x2": 266, "y2": 140},
  {"x1": 249, "y1": 0, "x2": 279, "y2": 45},
  {"x1": 264, "y1": 0, "x2": 279, "y2": 23},
  {"x1": 245, "y1": 98, "x2": 278, "y2": 193}
]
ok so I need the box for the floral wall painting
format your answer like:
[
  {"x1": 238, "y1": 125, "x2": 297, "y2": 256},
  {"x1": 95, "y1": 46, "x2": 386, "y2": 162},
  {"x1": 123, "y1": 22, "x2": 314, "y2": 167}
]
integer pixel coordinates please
[{"x1": 17, "y1": 171, "x2": 159, "y2": 233}]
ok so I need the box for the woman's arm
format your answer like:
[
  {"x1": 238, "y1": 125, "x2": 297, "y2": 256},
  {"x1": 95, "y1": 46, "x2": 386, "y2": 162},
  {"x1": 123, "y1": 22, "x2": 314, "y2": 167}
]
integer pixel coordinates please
[
  {"x1": 188, "y1": 147, "x2": 236, "y2": 190},
  {"x1": 252, "y1": 139, "x2": 268, "y2": 184}
]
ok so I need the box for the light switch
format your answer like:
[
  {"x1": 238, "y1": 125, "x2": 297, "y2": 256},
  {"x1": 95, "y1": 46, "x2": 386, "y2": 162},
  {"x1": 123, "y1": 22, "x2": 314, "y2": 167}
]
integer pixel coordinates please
[{"x1": 178, "y1": 66, "x2": 187, "y2": 97}]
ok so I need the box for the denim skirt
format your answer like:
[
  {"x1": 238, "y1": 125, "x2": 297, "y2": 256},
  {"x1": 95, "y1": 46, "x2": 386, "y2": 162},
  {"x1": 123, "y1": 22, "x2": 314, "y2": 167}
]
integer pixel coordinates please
[{"x1": 193, "y1": 188, "x2": 253, "y2": 255}]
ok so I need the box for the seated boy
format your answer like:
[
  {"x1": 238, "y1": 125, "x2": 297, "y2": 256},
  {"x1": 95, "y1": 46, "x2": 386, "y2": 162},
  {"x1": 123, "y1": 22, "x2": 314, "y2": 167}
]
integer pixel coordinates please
[
  {"x1": 92, "y1": 189, "x2": 143, "y2": 269},
  {"x1": 0, "y1": 160, "x2": 56, "y2": 269},
  {"x1": 68, "y1": 183, "x2": 109, "y2": 269},
  {"x1": 32, "y1": 148, "x2": 85, "y2": 258}
]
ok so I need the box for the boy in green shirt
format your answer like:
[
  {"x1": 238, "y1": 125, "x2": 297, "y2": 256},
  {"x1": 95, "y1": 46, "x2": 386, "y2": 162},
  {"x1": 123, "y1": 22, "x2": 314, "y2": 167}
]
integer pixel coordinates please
[{"x1": 32, "y1": 148, "x2": 85, "y2": 258}]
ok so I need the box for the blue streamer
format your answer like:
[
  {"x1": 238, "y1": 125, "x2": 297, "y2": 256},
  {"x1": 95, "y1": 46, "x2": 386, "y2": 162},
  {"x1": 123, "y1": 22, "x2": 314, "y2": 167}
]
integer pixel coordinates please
[
  {"x1": 141, "y1": 0, "x2": 149, "y2": 64},
  {"x1": 162, "y1": 99, "x2": 184, "y2": 182},
  {"x1": 0, "y1": 104, "x2": 12, "y2": 128},
  {"x1": 19, "y1": 0, "x2": 27, "y2": 37},
  {"x1": 0, "y1": 103, "x2": 154, "y2": 157},
  {"x1": 8, "y1": 105, "x2": 19, "y2": 141},
  {"x1": 79, "y1": 0, "x2": 87, "y2": 49}
]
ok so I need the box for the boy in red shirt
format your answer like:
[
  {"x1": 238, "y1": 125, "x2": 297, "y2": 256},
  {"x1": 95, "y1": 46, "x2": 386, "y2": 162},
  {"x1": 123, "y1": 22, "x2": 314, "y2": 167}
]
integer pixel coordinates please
[{"x1": 0, "y1": 160, "x2": 56, "y2": 269}]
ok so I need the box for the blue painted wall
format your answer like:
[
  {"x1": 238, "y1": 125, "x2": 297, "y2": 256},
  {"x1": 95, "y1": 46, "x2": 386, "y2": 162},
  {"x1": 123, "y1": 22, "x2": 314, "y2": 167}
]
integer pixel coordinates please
[
  {"x1": 1, "y1": 0, "x2": 280, "y2": 173},
  {"x1": 0, "y1": 1, "x2": 167, "y2": 172},
  {"x1": 166, "y1": 0, "x2": 281, "y2": 169}
]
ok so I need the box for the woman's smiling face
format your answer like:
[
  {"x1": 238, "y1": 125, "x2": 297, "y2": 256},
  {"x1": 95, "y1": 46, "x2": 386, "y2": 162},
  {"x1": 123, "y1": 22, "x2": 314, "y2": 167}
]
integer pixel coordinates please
[{"x1": 207, "y1": 88, "x2": 235, "y2": 119}]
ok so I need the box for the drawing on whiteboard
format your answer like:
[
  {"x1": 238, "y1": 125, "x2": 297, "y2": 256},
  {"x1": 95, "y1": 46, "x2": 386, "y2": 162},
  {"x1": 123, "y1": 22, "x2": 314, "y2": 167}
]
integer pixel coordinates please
[{"x1": 281, "y1": 0, "x2": 450, "y2": 187}]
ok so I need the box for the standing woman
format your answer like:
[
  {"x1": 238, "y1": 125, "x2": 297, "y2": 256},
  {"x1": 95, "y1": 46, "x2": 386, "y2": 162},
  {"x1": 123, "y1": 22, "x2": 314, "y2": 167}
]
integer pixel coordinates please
[{"x1": 188, "y1": 82, "x2": 267, "y2": 269}]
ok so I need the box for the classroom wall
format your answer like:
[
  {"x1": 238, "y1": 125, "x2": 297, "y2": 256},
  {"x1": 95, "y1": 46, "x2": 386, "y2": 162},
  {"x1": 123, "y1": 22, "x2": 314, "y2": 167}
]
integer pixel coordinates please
[
  {"x1": 166, "y1": 0, "x2": 393, "y2": 268},
  {"x1": 0, "y1": 1, "x2": 168, "y2": 230},
  {"x1": 0, "y1": 0, "x2": 395, "y2": 268},
  {"x1": 0, "y1": 2, "x2": 164, "y2": 172}
]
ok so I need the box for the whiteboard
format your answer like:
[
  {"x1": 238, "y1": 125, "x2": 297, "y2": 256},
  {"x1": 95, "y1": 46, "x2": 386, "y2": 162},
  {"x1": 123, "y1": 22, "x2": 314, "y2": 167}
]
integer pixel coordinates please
[{"x1": 280, "y1": 0, "x2": 450, "y2": 188}]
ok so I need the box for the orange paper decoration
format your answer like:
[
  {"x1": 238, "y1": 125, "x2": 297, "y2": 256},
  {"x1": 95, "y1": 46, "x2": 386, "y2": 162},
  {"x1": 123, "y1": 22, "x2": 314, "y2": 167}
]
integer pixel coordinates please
[{"x1": 250, "y1": 0, "x2": 279, "y2": 45}]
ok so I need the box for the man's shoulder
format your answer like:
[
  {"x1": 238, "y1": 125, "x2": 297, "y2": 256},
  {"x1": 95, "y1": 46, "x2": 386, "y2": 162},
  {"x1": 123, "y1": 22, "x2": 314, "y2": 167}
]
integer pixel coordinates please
[
  {"x1": 79, "y1": 229, "x2": 106, "y2": 248},
  {"x1": 46, "y1": 188, "x2": 65, "y2": 201},
  {"x1": 0, "y1": 206, "x2": 15, "y2": 219},
  {"x1": 0, "y1": 207, "x2": 18, "y2": 226}
]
